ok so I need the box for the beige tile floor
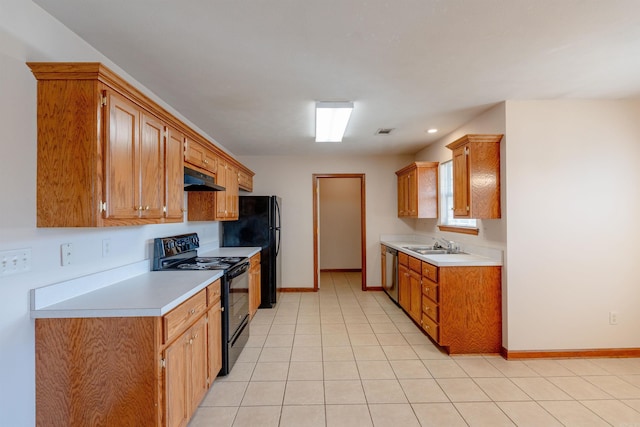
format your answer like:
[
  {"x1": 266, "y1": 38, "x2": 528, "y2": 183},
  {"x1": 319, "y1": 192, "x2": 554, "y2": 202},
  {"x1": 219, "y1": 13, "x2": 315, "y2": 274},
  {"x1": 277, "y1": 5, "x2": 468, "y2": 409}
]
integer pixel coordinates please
[{"x1": 189, "y1": 272, "x2": 640, "y2": 426}]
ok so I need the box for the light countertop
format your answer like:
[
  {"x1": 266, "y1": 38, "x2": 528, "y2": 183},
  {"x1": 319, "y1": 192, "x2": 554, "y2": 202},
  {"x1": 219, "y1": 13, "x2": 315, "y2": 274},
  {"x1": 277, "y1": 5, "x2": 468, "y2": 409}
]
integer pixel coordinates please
[
  {"x1": 31, "y1": 246, "x2": 261, "y2": 319},
  {"x1": 381, "y1": 241, "x2": 502, "y2": 267}
]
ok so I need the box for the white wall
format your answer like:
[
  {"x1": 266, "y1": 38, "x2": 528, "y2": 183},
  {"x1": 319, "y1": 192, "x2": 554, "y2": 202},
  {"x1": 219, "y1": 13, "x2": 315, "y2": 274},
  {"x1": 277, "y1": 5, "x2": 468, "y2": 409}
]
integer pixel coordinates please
[
  {"x1": 319, "y1": 177, "x2": 361, "y2": 270},
  {"x1": 238, "y1": 154, "x2": 415, "y2": 288},
  {"x1": 505, "y1": 100, "x2": 640, "y2": 350},
  {"x1": 0, "y1": 2, "x2": 223, "y2": 424}
]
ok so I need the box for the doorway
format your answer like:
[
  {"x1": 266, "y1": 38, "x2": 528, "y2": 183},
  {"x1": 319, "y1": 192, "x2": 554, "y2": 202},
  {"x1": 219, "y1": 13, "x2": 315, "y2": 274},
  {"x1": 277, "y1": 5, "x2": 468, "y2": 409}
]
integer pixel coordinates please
[{"x1": 312, "y1": 174, "x2": 366, "y2": 291}]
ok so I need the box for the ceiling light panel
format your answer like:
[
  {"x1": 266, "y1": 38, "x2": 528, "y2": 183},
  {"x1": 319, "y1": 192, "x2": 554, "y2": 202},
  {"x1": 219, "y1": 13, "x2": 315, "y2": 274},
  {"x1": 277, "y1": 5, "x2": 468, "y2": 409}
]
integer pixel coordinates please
[{"x1": 315, "y1": 101, "x2": 353, "y2": 142}]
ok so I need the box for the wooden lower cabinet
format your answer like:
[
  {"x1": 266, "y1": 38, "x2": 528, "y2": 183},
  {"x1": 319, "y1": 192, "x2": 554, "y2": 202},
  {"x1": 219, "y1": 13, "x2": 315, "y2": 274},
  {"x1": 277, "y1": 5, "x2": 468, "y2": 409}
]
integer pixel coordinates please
[
  {"x1": 408, "y1": 268, "x2": 422, "y2": 323},
  {"x1": 207, "y1": 279, "x2": 222, "y2": 381},
  {"x1": 164, "y1": 315, "x2": 207, "y2": 427},
  {"x1": 398, "y1": 263, "x2": 410, "y2": 313},
  {"x1": 35, "y1": 316, "x2": 161, "y2": 427},
  {"x1": 398, "y1": 253, "x2": 422, "y2": 323},
  {"x1": 397, "y1": 252, "x2": 502, "y2": 354},
  {"x1": 420, "y1": 261, "x2": 502, "y2": 354},
  {"x1": 249, "y1": 252, "x2": 261, "y2": 318},
  {"x1": 35, "y1": 281, "x2": 223, "y2": 427}
]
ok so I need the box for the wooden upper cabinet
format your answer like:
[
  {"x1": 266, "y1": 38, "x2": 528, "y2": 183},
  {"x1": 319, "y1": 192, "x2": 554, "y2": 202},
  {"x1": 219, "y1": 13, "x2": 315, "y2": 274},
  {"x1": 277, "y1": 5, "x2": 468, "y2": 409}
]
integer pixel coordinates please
[
  {"x1": 27, "y1": 62, "x2": 252, "y2": 227},
  {"x1": 395, "y1": 162, "x2": 439, "y2": 218},
  {"x1": 165, "y1": 126, "x2": 185, "y2": 220},
  {"x1": 238, "y1": 168, "x2": 254, "y2": 192},
  {"x1": 450, "y1": 145, "x2": 469, "y2": 218},
  {"x1": 184, "y1": 137, "x2": 217, "y2": 175},
  {"x1": 139, "y1": 112, "x2": 165, "y2": 219},
  {"x1": 446, "y1": 134, "x2": 502, "y2": 219},
  {"x1": 226, "y1": 163, "x2": 239, "y2": 219},
  {"x1": 187, "y1": 158, "x2": 239, "y2": 222},
  {"x1": 103, "y1": 91, "x2": 141, "y2": 220},
  {"x1": 28, "y1": 63, "x2": 178, "y2": 226},
  {"x1": 104, "y1": 92, "x2": 166, "y2": 221},
  {"x1": 214, "y1": 160, "x2": 229, "y2": 219},
  {"x1": 214, "y1": 159, "x2": 239, "y2": 221}
]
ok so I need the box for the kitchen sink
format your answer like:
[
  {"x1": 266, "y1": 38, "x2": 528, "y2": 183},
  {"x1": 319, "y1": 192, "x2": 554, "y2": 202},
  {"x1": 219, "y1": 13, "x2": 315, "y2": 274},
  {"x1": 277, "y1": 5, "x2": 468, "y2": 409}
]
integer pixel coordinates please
[{"x1": 403, "y1": 246, "x2": 448, "y2": 255}]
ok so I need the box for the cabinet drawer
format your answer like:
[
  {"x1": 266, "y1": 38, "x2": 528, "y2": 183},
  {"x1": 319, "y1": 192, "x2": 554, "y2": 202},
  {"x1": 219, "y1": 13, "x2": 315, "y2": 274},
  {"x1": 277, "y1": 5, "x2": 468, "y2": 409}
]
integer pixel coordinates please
[
  {"x1": 207, "y1": 279, "x2": 221, "y2": 306},
  {"x1": 422, "y1": 297, "x2": 439, "y2": 322},
  {"x1": 164, "y1": 290, "x2": 207, "y2": 344},
  {"x1": 421, "y1": 314, "x2": 439, "y2": 342},
  {"x1": 422, "y1": 262, "x2": 438, "y2": 282},
  {"x1": 409, "y1": 256, "x2": 421, "y2": 273},
  {"x1": 398, "y1": 251, "x2": 409, "y2": 266},
  {"x1": 422, "y1": 278, "x2": 438, "y2": 302}
]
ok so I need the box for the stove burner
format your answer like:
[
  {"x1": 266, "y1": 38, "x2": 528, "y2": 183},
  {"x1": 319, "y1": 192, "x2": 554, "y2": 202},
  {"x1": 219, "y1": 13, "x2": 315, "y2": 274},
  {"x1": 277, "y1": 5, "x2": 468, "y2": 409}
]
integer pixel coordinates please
[
  {"x1": 195, "y1": 257, "x2": 244, "y2": 264},
  {"x1": 176, "y1": 263, "x2": 213, "y2": 270},
  {"x1": 172, "y1": 256, "x2": 246, "y2": 270}
]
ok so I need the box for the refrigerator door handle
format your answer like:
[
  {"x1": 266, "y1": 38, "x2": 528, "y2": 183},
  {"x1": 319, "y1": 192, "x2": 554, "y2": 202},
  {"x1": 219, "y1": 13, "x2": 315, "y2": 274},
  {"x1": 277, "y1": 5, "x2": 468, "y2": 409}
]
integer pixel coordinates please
[{"x1": 275, "y1": 197, "x2": 281, "y2": 256}]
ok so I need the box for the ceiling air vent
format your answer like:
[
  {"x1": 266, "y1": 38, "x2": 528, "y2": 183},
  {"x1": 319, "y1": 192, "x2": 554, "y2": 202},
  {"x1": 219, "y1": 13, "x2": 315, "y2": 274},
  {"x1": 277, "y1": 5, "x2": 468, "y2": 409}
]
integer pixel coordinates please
[{"x1": 375, "y1": 128, "x2": 394, "y2": 135}]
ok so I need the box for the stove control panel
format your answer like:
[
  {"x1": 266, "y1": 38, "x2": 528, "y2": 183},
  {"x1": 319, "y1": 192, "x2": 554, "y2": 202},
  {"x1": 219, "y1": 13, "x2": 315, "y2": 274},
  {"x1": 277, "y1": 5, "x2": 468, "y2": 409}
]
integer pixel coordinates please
[{"x1": 154, "y1": 233, "x2": 200, "y2": 257}]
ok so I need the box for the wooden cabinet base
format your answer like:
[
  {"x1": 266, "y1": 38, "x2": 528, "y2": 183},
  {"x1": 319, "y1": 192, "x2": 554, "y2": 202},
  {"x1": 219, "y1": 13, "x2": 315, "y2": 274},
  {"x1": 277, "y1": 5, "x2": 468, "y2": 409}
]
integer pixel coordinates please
[
  {"x1": 438, "y1": 266, "x2": 502, "y2": 354},
  {"x1": 35, "y1": 317, "x2": 162, "y2": 427},
  {"x1": 398, "y1": 251, "x2": 503, "y2": 355},
  {"x1": 35, "y1": 282, "x2": 223, "y2": 427}
]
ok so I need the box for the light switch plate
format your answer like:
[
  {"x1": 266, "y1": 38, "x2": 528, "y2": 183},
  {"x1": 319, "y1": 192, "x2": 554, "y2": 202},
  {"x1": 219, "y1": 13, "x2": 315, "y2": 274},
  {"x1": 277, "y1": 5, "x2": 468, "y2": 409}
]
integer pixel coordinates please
[{"x1": 0, "y1": 248, "x2": 32, "y2": 276}]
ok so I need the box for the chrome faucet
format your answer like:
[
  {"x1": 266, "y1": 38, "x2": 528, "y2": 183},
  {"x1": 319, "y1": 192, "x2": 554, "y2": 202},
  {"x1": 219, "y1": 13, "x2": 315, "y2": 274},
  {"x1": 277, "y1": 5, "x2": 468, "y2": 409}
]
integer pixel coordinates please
[{"x1": 434, "y1": 237, "x2": 459, "y2": 253}]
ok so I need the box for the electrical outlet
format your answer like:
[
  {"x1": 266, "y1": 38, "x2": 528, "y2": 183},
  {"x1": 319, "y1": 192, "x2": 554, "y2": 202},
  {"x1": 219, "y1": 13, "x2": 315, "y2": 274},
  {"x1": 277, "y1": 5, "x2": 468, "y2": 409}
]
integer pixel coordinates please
[
  {"x1": 61, "y1": 243, "x2": 73, "y2": 266},
  {"x1": 0, "y1": 249, "x2": 32, "y2": 276},
  {"x1": 102, "y1": 239, "x2": 111, "y2": 257},
  {"x1": 609, "y1": 311, "x2": 618, "y2": 325}
]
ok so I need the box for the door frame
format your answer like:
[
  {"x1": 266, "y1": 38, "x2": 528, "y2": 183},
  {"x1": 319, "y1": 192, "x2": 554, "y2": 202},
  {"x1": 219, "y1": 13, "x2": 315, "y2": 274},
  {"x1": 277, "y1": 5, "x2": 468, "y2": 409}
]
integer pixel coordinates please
[{"x1": 312, "y1": 174, "x2": 367, "y2": 291}]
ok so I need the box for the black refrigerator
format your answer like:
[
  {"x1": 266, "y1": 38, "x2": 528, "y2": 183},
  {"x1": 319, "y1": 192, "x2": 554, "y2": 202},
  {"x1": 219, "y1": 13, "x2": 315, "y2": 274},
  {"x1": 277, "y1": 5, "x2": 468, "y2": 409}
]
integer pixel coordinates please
[{"x1": 222, "y1": 195, "x2": 281, "y2": 308}]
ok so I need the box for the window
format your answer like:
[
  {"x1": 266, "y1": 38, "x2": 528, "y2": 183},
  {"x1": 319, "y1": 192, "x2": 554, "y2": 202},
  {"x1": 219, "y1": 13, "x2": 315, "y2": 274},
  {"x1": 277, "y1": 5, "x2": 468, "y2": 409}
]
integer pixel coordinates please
[{"x1": 439, "y1": 160, "x2": 477, "y2": 228}]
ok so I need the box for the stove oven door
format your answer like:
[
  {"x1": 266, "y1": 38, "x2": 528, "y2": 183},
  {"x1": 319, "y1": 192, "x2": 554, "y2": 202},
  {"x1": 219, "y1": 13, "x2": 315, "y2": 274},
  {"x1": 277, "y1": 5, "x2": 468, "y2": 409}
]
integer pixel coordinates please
[{"x1": 227, "y1": 262, "x2": 250, "y2": 337}]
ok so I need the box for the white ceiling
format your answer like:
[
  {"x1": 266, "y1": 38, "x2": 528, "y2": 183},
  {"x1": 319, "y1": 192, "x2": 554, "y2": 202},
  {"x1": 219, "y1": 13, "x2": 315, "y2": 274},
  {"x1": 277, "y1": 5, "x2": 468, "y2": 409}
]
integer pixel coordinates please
[{"x1": 34, "y1": 0, "x2": 640, "y2": 157}]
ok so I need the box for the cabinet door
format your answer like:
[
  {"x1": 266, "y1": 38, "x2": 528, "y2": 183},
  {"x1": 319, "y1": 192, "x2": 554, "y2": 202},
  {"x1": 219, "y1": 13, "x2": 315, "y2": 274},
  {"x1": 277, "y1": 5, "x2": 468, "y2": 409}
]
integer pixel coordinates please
[
  {"x1": 104, "y1": 91, "x2": 140, "y2": 219},
  {"x1": 188, "y1": 317, "x2": 208, "y2": 416},
  {"x1": 215, "y1": 159, "x2": 228, "y2": 219},
  {"x1": 397, "y1": 172, "x2": 410, "y2": 216},
  {"x1": 409, "y1": 269, "x2": 422, "y2": 322},
  {"x1": 398, "y1": 264, "x2": 410, "y2": 312},
  {"x1": 249, "y1": 255, "x2": 261, "y2": 317},
  {"x1": 202, "y1": 149, "x2": 218, "y2": 175},
  {"x1": 165, "y1": 126, "x2": 185, "y2": 220},
  {"x1": 140, "y1": 113, "x2": 165, "y2": 218},
  {"x1": 451, "y1": 145, "x2": 470, "y2": 218},
  {"x1": 208, "y1": 302, "x2": 222, "y2": 381},
  {"x1": 164, "y1": 335, "x2": 189, "y2": 427},
  {"x1": 226, "y1": 164, "x2": 239, "y2": 219},
  {"x1": 184, "y1": 138, "x2": 204, "y2": 167},
  {"x1": 406, "y1": 170, "x2": 417, "y2": 216}
]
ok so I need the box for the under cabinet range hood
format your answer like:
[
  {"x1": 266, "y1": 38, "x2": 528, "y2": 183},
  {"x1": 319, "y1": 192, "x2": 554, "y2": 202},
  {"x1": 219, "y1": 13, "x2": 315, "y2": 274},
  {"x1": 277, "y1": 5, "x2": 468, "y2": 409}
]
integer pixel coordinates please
[{"x1": 184, "y1": 166, "x2": 225, "y2": 191}]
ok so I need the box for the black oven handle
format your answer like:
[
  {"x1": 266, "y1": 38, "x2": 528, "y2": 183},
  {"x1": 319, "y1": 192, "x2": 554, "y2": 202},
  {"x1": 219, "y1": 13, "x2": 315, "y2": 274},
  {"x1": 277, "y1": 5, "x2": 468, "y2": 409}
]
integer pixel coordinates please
[{"x1": 227, "y1": 261, "x2": 249, "y2": 279}]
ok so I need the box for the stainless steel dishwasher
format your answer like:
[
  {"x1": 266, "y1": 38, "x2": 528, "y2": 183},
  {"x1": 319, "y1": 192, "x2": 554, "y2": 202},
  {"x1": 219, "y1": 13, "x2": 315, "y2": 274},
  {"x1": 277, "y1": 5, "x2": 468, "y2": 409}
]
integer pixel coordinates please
[{"x1": 383, "y1": 246, "x2": 398, "y2": 304}]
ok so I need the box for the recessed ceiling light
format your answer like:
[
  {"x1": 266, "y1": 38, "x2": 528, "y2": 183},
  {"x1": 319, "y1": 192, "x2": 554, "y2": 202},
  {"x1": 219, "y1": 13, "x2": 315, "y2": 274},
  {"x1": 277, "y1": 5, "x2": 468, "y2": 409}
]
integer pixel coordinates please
[{"x1": 427, "y1": 128, "x2": 438, "y2": 134}]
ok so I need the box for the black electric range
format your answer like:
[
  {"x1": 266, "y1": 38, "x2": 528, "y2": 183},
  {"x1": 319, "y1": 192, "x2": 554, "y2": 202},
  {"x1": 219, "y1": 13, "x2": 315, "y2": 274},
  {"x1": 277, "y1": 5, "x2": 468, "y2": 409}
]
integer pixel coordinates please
[{"x1": 152, "y1": 233, "x2": 250, "y2": 376}]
